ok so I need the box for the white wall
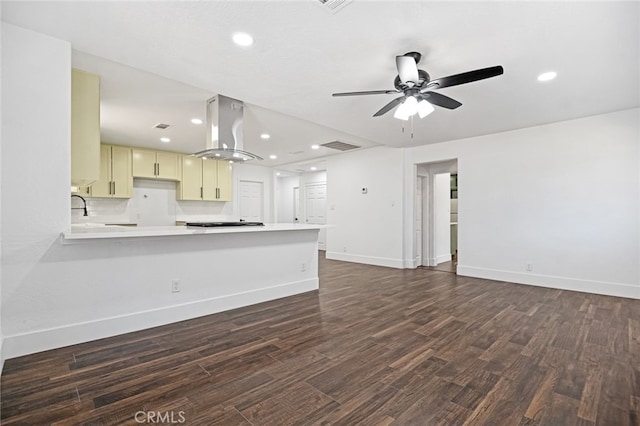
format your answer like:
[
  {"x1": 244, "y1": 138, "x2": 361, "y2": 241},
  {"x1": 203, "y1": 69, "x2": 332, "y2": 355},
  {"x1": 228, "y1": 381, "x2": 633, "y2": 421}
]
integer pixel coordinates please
[
  {"x1": 405, "y1": 108, "x2": 640, "y2": 299},
  {"x1": 1, "y1": 23, "x2": 72, "y2": 356},
  {"x1": 0, "y1": 10, "x2": 4, "y2": 372},
  {"x1": 326, "y1": 147, "x2": 405, "y2": 268}
]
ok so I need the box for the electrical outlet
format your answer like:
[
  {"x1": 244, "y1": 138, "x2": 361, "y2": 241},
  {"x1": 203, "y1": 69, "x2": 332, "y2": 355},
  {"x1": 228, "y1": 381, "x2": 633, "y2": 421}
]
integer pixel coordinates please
[
  {"x1": 526, "y1": 263, "x2": 534, "y2": 272},
  {"x1": 301, "y1": 263, "x2": 307, "y2": 272},
  {"x1": 343, "y1": 246, "x2": 347, "y2": 252},
  {"x1": 171, "y1": 279, "x2": 181, "y2": 293}
]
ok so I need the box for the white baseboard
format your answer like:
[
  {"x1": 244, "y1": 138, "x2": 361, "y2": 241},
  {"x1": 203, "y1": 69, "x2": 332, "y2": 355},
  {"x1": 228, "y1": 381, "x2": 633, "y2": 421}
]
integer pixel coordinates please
[
  {"x1": 2, "y1": 278, "x2": 318, "y2": 360},
  {"x1": 457, "y1": 265, "x2": 639, "y2": 300},
  {"x1": 325, "y1": 251, "x2": 404, "y2": 269}
]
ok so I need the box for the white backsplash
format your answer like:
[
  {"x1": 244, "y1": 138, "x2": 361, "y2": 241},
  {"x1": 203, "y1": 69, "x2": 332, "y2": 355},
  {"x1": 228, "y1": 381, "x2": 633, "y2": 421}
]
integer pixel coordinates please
[{"x1": 72, "y1": 179, "x2": 237, "y2": 225}]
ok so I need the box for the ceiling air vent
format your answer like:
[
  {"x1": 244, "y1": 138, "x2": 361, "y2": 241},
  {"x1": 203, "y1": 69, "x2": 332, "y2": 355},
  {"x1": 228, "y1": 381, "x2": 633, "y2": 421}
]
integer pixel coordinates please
[
  {"x1": 154, "y1": 123, "x2": 170, "y2": 129},
  {"x1": 316, "y1": 0, "x2": 352, "y2": 14},
  {"x1": 321, "y1": 141, "x2": 360, "y2": 151}
]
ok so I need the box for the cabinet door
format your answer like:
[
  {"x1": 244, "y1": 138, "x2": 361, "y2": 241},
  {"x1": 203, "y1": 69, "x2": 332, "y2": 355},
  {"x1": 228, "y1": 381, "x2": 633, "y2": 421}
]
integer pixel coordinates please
[
  {"x1": 71, "y1": 69, "x2": 100, "y2": 187},
  {"x1": 111, "y1": 146, "x2": 132, "y2": 198},
  {"x1": 90, "y1": 145, "x2": 113, "y2": 198},
  {"x1": 216, "y1": 160, "x2": 233, "y2": 201},
  {"x1": 132, "y1": 149, "x2": 157, "y2": 179},
  {"x1": 202, "y1": 159, "x2": 218, "y2": 201},
  {"x1": 156, "y1": 151, "x2": 180, "y2": 180},
  {"x1": 179, "y1": 156, "x2": 203, "y2": 200}
]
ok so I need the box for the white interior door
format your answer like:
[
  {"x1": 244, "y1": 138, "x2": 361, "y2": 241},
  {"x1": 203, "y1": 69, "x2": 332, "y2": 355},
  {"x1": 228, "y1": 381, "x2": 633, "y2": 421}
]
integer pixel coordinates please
[
  {"x1": 305, "y1": 183, "x2": 327, "y2": 250},
  {"x1": 239, "y1": 180, "x2": 263, "y2": 222}
]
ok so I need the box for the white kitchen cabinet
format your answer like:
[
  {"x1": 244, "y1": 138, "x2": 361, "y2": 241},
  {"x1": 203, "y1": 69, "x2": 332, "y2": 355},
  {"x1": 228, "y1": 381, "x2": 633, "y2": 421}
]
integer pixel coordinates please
[
  {"x1": 132, "y1": 148, "x2": 180, "y2": 180},
  {"x1": 90, "y1": 145, "x2": 132, "y2": 198},
  {"x1": 178, "y1": 156, "x2": 232, "y2": 201},
  {"x1": 71, "y1": 69, "x2": 100, "y2": 187}
]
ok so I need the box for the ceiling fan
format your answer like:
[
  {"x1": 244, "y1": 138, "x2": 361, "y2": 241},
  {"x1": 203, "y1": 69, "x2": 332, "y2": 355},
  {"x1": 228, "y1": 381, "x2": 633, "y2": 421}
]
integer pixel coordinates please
[{"x1": 332, "y1": 52, "x2": 503, "y2": 120}]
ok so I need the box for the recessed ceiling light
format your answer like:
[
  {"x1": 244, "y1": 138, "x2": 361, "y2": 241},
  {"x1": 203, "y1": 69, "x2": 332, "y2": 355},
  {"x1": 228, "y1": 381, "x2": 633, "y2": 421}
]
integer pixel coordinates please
[
  {"x1": 269, "y1": 154, "x2": 277, "y2": 160},
  {"x1": 260, "y1": 133, "x2": 270, "y2": 140},
  {"x1": 160, "y1": 137, "x2": 170, "y2": 143},
  {"x1": 191, "y1": 118, "x2": 203, "y2": 125},
  {"x1": 276, "y1": 172, "x2": 281, "y2": 176},
  {"x1": 311, "y1": 144, "x2": 320, "y2": 150},
  {"x1": 232, "y1": 32, "x2": 254, "y2": 47},
  {"x1": 537, "y1": 71, "x2": 557, "y2": 82},
  {"x1": 310, "y1": 166, "x2": 317, "y2": 171}
]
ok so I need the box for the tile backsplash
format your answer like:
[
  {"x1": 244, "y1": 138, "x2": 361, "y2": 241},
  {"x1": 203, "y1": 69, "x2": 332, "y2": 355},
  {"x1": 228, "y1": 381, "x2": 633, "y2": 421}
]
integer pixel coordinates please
[{"x1": 71, "y1": 179, "x2": 236, "y2": 225}]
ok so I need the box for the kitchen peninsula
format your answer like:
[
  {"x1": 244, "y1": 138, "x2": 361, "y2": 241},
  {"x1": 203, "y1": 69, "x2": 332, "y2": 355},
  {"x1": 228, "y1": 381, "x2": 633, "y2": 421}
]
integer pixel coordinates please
[{"x1": 5, "y1": 223, "x2": 323, "y2": 358}]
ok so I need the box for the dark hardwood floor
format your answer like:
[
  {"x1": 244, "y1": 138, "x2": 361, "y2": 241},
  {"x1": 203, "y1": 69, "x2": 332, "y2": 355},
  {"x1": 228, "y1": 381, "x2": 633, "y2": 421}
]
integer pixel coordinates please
[{"x1": 2, "y1": 254, "x2": 639, "y2": 425}]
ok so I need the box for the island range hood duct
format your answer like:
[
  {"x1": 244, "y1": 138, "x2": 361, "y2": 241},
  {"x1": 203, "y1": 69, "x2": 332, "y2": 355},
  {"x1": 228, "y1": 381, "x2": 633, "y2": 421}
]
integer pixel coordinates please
[{"x1": 193, "y1": 95, "x2": 262, "y2": 162}]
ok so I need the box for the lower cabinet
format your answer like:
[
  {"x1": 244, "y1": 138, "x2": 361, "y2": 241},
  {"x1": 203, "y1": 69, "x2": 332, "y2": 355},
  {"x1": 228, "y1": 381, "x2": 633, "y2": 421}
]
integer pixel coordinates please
[{"x1": 178, "y1": 156, "x2": 232, "y2": 201}]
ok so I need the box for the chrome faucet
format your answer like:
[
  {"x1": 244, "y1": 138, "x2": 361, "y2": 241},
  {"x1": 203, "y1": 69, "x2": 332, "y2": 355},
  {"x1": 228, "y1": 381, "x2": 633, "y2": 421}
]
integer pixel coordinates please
[{"x1": 71, "y1": 194, "x2": 88, "y2": 216}]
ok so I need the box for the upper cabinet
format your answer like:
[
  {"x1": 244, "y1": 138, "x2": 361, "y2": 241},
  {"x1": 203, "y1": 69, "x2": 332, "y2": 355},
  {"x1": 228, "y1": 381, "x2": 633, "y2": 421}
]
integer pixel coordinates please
[
  {"x1": 90, "y1": 144, "x2": 132, "y2": 198},
  {"x1": 178, "y1": 156, "x2": 232, "y2": 201},
  {"x1": 71, "y1": 69, "x2": 101, "y2": 186},
  {"x1": 132, "y1": 148, "x2": 180, "y2": 181}
]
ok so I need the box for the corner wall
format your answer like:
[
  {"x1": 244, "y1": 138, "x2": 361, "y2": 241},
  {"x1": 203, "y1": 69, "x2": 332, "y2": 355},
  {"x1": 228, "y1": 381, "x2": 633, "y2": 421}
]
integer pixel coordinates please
[
  {"x1": 0, "y1": 12, "x2": 4, "y2": 373},
  {"x1": 405, "y1": 108, "x2": 640, "y2": 299},
  {"x1": 326, "y1": 146, "x2": 405, "y2": 267},
  {"x1": 1, "y1": 23, "x2": 72, "y2": 358}
]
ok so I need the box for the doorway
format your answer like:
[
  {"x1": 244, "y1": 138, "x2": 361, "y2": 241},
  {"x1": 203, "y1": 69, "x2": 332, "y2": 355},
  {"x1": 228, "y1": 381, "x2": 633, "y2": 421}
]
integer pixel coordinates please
[
  {"x1": 305, "y1": 182, "x2": 327, "y2": 250},
  {"x1": 417, "y1": 160, "x2": 458, "y2": 272},
  {"x1": 239, "y1": 180, "x2": 263, "y2": 222},
  {"x1": 293, "y1": 187, "x2": 300, "y2": 222}
]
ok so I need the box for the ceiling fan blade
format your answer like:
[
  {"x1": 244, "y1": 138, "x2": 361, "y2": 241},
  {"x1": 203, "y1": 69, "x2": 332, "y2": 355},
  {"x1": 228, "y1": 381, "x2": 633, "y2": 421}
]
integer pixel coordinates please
[
  {"x1": 332, "y1": 90, "x2": 399, "y2": 97},
  {"x1": 427, "y1": 65, "x2": 504, "y2": 89},
  {"x1": 373, "y1": 96, "x2": 405, "y2": 117},
  {"x1": 396, "y1": 55, "x2": 420, "y2": 85},
  {"x1": 422, "y1": 92, "x2": 462, "y2": 109}
]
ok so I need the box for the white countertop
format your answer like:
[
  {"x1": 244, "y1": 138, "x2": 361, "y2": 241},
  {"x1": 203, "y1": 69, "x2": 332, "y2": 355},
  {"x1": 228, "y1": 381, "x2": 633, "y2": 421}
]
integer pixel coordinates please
[{"x1": 63, "y1": 223, "x2": 325, "y2": 241}]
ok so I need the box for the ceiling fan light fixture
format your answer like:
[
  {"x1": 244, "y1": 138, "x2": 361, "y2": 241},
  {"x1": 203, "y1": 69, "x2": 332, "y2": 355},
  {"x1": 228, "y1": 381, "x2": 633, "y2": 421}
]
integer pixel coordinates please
[
  {"x1": 417, "y1": 100, "x2": 435, "y2": 118},
  {"x1": 393, "y1": 105, "x2": 411, "y2": 121},
  {"x1": 394, "y1": 96, "x2": 419, "y2": 120}
]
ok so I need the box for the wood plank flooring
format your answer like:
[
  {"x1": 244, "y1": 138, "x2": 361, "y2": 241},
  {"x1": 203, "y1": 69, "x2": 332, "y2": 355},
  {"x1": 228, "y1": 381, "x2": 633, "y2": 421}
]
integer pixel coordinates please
[{"x1": 2, "y1": 254, "x2": 639, "y2": 425}]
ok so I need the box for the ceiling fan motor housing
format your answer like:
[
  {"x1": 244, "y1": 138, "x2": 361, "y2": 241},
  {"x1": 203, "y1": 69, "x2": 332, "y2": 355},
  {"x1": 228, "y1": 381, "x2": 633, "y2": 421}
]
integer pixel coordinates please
[{"x1": 395, "y1": 70, "x2": 430, "y2": 90}]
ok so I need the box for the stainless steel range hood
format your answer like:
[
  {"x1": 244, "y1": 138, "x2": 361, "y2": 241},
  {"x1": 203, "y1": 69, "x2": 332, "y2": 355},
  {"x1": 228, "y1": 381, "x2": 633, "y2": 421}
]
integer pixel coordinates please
[{"x1": 193, "y1": 95, "x2": 262, "y2": 162}]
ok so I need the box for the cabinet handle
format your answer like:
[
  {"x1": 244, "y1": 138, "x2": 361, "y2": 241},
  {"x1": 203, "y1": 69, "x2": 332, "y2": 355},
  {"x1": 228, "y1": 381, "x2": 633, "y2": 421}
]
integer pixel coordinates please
[
  {"x1": 112, "y1": 181, "x2": 116, "y2": 195},
  {"x1": 200, "y1": 187, "x2": 203, "y2": 199},
  {"x1": 156, "y1": 163, "x2": 160, "y2": 176}
]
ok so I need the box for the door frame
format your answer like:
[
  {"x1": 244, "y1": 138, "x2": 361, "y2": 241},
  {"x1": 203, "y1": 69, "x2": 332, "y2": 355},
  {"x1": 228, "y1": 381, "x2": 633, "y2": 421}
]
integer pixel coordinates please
[{"x1": 416, "y1": 159, "x2": 458, "y2": 268}]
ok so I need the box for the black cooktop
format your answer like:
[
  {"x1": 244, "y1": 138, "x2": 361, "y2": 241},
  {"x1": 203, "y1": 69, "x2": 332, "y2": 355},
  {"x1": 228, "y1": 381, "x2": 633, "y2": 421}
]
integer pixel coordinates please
[{"x1": 186, "y1": 221, "x2": 264, "y2": 227}]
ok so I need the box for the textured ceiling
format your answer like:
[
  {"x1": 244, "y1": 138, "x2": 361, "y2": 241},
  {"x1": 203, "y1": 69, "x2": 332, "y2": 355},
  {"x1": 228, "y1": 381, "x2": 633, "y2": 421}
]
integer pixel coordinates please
[{"x1": 2, "y1": 1, "x2": 639, "y2": 169}]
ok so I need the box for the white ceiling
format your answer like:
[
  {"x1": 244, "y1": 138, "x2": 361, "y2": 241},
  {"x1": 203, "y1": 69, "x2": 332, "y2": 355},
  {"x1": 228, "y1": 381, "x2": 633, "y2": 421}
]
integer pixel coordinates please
[{"x1": 3, "y1": 1, "x2": 639, "y2": 171}]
